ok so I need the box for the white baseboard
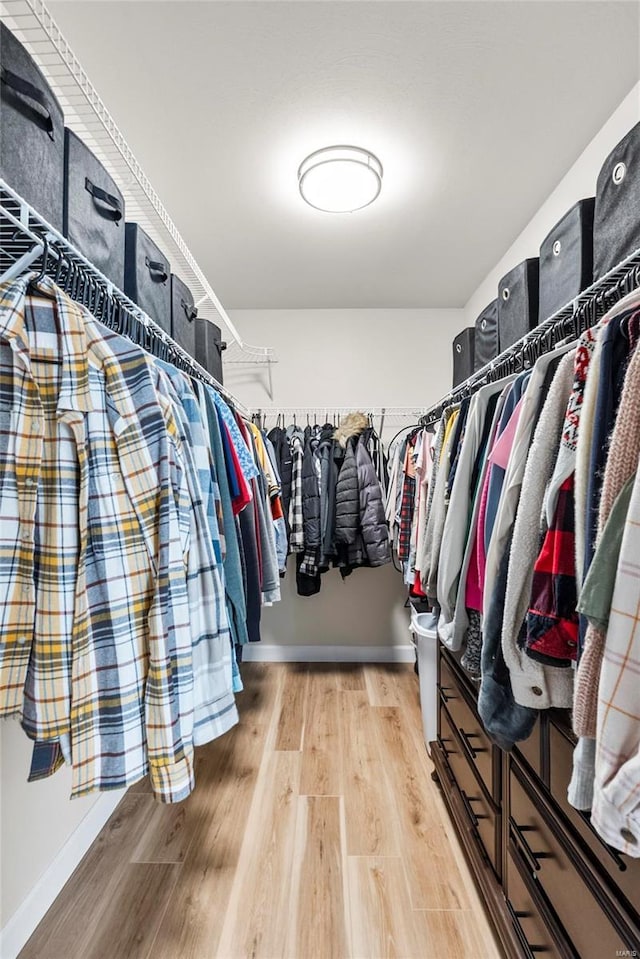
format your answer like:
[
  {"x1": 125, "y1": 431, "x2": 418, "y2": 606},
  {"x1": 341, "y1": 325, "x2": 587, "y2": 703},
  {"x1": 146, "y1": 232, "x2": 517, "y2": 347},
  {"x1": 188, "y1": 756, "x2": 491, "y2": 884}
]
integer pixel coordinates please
[
  {"x1": 0, "y1": 788, "x2": 126, "y2": 959},
  {"x1": 242, "y1": 644, "x2": 416, "y2": 663}
]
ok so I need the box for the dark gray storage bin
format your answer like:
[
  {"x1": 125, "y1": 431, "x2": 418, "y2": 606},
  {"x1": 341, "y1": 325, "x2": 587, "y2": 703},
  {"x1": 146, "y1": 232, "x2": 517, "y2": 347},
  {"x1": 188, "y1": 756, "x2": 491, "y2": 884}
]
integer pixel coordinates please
[
  {"x1": 498, "y1": 258, "x2": 539, "y2": 351},
  {"x1": 593, "y1": 123, "x2": 640, "y2": 279},
  {"x1": 63, "y1": 129, "x2": 125, "y2": 287},
  {"x1": 124, "y1": 223, "x2": 171, "y2": 333},
  {"x1": 170, "y1": 274, "x2": 197, "y2": 357},
  {"x1": 195, "y1": 318, "x2": 225, "y2": 384},
  {"x1": 452, "y1": 327, "x2": 474, "y2": 387},
  {"x1": 539, "y1": 198, "x2": 594, "y2": 323},
  {"x1": 0, "y1": 23, "x2": 64, "y2": 230},
  {"x1": 473, "y1": 299, "x2": 499, "y2": 371}
]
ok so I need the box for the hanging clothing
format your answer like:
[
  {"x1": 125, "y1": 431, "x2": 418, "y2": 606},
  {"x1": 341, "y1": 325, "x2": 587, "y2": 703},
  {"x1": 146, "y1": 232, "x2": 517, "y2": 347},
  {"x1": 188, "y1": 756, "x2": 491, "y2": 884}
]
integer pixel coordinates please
[
  {"x1": 591, "y1": 465, "x2": 640, "y2": 856},
  {"x1": 0, "y1": 273, "x2": 288, "y2": 802},
  {"x1": 1, "y1": 277, "x2": 198, "y2": 801},
  {"x1": 499, "y1": 351, "x2": 575, "y2": 715}
]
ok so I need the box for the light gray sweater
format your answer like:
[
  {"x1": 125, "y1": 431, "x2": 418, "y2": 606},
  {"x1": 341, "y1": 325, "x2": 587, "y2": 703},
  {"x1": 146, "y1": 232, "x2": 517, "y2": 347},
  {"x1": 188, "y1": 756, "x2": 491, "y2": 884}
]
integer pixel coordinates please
[{"x1": 501, "y1": 351, "x2": 575, "y2": 710}]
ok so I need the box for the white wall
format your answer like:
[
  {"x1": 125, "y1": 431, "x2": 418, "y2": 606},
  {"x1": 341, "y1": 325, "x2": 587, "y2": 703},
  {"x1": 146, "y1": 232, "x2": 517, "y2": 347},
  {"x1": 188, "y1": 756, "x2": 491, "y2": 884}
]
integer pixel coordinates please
[
  {"x1": 465, "y1": 84, "x2": 640, "y2": 324},
  {"x1": 0, "y1": 721, "x2": 123, "y2": 954},
  {"x1": 225, "y1": 307, "x2": 462, "y2": 416}
]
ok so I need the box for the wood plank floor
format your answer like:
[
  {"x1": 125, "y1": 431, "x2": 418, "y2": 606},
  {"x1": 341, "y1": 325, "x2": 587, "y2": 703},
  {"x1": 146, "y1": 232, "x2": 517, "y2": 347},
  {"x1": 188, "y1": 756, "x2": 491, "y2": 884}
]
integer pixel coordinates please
[{"x1": 20, "y1": 663, "x2": 503, "y2": 959}]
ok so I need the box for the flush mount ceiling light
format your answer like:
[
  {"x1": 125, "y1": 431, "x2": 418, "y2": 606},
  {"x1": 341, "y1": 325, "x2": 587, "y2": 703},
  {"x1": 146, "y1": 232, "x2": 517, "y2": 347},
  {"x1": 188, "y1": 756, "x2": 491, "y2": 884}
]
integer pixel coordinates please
[{"x1": 298, "y1": 145, "x2": 383, "y2": 213}]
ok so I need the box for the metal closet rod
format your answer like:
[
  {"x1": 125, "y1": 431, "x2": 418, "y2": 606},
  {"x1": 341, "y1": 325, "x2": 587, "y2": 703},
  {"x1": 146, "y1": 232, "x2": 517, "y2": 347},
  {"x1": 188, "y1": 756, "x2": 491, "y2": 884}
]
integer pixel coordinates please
[
  {"x1": 0, "y1": 180, "x2": 250, "y2": 417},
  {"x1": 252, "y1": 407, "x2": 425, "y2": 416},
  {"x1": 419, "y1": 245, "x2": 640, "y2": 428}
]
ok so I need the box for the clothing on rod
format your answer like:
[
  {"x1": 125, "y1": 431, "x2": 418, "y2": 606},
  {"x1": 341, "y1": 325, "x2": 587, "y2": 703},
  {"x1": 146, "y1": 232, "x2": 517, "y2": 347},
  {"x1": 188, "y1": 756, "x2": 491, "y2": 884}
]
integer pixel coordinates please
[
  {"x1": 407, "y1": 289, "x2": 640, "y2": 856},
  {"x1": 0, "y1": 273, "x2": 283, "y2": 803},
  {"x1": 267, "y1": 411, "x2": 391, "y2": 596}
]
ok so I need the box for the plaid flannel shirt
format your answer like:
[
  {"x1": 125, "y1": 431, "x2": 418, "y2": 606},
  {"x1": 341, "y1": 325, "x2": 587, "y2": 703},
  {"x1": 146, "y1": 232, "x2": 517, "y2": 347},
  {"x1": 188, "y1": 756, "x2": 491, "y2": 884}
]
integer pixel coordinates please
[
  {"x1": 0, "y1": 276, "x2": 195, "y2": 802},
  {"x1": 154, "y1": 366, "x2": 237, "y2": 744},
  {"x1": 592, "y1": 466, "x2": 640, "y2": 856},
  {"x1": 288, "y1": 429, "x2": 305, "y2": 552},
  {"x1": 525, "y1": 474, "x2": 579, "y2": 666},
  {"x1": 398, "y1": 440, "x2": 416, "y2": 564}
]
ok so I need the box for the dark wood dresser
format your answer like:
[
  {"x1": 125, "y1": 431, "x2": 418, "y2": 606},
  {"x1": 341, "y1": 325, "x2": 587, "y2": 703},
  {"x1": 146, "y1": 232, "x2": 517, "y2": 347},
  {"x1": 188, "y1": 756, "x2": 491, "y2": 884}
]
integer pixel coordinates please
[{"x1": 431, "y1": 643, "x2": 640, "y2": 958}]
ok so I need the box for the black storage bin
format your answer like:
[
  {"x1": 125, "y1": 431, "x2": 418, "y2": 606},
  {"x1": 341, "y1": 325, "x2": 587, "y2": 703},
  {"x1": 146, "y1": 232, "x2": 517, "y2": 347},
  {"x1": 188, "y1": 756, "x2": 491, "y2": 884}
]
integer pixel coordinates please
[
  {"x1": 195, "y1": 318, "x2": 225, "y2": 384},
  {"x1": 170, "y1": 274, "x2": 197, "y2": 357},
  {"x1": 124, "y1": 223, "x2": 171, "y2": 333},
  {"x1": 63, "y1": 129, "x2": 125, "y2": 287},
  {"x1": 593, "y1": 123, "x2": 640, "y2": 279},
  {"x1": 498, "y1": 258, "x2": 540, "y2": 351},
  {"x1": 539, "y1": 198, "x2": 595, "y2": 323},
  {"x1": 0, "y1": 23, "x2": 64, "y2": 230},
  {"x1": 452, "y1": 327, "x2": 474, "y2": 387},
  {"x1": 473, "y1": 299, "x2": 498, "y2": 371}
]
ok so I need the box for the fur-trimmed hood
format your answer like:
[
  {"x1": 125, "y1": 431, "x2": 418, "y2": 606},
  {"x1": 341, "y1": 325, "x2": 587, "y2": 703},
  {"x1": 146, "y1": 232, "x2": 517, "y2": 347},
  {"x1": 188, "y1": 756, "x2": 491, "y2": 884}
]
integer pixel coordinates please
[{"x1": 334, "y1": 412, "x2": 369, "y2": 448}]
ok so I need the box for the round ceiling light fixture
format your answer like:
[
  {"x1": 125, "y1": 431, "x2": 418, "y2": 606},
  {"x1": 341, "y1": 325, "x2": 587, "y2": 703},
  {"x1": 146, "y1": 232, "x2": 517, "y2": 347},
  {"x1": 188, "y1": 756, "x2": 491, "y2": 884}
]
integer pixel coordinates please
[{"x1": 298, "y1": 145, "x2": 383, "y2": 213}]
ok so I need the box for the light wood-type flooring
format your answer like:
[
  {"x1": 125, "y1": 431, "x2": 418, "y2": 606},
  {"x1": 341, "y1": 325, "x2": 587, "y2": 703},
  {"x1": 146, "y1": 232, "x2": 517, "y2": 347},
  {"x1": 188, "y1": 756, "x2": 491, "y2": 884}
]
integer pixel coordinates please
[{"x1": 19, "y1": 663, "x2": 503, "y2": 959}]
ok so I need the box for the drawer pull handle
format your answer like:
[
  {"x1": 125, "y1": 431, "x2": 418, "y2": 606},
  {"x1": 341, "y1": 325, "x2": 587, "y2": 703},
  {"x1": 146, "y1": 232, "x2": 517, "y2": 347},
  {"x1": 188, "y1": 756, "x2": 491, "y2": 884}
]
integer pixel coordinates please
[
  {"x1": 440, "y1": 685, "x2": 457, "y2": 703},
  {"x1": 460, "y1": 790, "x2": 478, "y2": 828},
  {"x1": 461, "y1": 790, "x2": 488, "y2": 827},
  {"x1": 459, "y1": 727, "x2": 488, "y2": 760},
  {"x1": 468, "y1": 796, "x2": 489, "y2": 820},
  {"x1": 507, "y1": 901, "x2": 552, "y2": 953},
  {"x1": 510, "y1": 819, "x2": 552, "y2": 873}
]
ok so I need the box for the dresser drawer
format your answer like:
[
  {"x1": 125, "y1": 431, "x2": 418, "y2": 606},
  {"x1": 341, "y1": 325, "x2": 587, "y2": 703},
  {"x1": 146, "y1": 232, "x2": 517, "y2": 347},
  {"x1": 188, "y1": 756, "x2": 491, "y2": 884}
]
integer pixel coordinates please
[
  {"x1": 506, "y1": 839, "x2": 569, "y2": 959},
  {"x1": 549, "y1": 719, "x2": 640, "y2": 917},
  {"x1": 509, "y1": 762, "x2": 631, "y2": 958},
  {"x1": 440, "y1": 704, "x2": 500, "y2": 875},
  {"x1": 514, "y1": 716, "x2": 544, "y2": 782},
  {"x1": 439, "y1": 654, "x2": 496, "y2": 800}
]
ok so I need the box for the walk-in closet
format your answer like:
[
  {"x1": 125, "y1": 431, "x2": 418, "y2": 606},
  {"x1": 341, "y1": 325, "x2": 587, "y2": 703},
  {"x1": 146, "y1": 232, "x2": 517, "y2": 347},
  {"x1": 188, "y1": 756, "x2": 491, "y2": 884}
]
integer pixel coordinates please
[{"x1": 1, "y1": 2, "x2": 640, "y2": 957}]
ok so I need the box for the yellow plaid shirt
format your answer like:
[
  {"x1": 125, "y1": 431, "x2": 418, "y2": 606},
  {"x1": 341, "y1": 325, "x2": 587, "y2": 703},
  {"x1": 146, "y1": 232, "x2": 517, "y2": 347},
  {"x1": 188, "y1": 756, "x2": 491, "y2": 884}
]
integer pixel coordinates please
[{"x1": 0, "y1": 276, "x2": 196, "y2": 802}]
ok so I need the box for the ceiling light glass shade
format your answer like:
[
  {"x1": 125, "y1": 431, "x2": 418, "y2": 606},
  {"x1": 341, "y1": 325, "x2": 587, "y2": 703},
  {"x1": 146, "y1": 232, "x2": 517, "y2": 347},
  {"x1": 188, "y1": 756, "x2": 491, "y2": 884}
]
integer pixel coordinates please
[{"x1": 298, "y1": 146, "x2": 383, "y2": 213}]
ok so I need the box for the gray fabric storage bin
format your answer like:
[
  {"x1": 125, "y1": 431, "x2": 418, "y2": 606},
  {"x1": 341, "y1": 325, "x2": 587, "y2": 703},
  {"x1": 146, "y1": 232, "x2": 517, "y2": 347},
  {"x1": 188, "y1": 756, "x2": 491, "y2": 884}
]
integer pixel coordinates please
[
  {"x1": 124, "y1": 223, "x2": 171, "y2": 333},
  {"x1": 0, "y1": 23, "x2": 64, "y2": 230},
  {"x1": 452, "y1": 327, "x2": 474, "y2": 387},
  {"x1": 63, "y1": 129, "x2": 125, "y2": 287},
  {"x1": 539, "y1": 198, "x2": 594, "y2": 323},
  {"x1": 593, "y1": 123, "x2": 640, "y2": 279},
  {"x1": 473, "y1": 299, "x2": 499, "y2": 371},
  {"x1": 498, "y1": 258, "x2": 539, "y2": 351},
  {"x1": 170, "y1": 274, "x2": 197, "y2": 357},
  {"x1": 195, "y1": 318, "x2": 225, "y2": 384}
]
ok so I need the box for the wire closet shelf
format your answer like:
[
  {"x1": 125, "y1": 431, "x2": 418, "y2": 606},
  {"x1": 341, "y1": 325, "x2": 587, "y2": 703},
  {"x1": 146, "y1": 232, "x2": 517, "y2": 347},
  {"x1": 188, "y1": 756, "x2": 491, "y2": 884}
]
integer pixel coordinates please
[
  {"x1": 0, "y1": 0, "x2": 276, "y2": 369},
  {"x1": 420, "y1": 246, "x2": 640, "y2": 428},
  {"x1": 0, "y1": 179, "x2": 251, "y2": 416}
]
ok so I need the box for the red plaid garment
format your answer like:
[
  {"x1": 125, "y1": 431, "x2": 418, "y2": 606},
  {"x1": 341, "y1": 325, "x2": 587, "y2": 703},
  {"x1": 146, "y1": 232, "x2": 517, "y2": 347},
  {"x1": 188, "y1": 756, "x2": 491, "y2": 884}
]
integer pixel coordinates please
[
  {"x1": 525, "y1": 474, "x2": 579, "y2": 665},
  {"x1": 398, "y1": 472, "x2": 416, "y2": 563}
]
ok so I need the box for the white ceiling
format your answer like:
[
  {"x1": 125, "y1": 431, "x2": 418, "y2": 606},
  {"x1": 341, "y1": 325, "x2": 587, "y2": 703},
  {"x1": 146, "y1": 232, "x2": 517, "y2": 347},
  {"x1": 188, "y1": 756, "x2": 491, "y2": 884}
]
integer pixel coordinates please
[{"x1": 49, "y1": 1, "x2": 639, "y2": 310}]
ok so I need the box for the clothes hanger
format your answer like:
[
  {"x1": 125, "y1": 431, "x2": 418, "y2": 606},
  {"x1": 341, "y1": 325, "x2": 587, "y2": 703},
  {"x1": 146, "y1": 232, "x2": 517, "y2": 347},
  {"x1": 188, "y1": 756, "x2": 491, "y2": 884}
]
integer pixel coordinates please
[
  {"x1": 0, "y1": 230, "x2": 49, "y2": 284},
  {"x1": 386, "y1": 422, "x2": 421, "y2": 450}
]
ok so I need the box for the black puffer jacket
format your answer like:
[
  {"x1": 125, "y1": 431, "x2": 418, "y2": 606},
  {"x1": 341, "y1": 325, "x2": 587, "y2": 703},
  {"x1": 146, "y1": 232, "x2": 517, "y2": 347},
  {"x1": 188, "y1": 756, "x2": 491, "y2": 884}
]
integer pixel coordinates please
[{"x1": 356, "y1": 433, "x2": 391, "y2": 567}]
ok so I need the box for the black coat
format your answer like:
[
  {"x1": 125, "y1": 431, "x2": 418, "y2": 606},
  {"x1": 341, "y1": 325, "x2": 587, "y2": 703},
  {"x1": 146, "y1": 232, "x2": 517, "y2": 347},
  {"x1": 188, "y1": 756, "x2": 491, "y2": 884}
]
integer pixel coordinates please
[
  {"x1": 268, "y1": 426, "x2": 293, "y2": 538},
  {"x1": 318, "y1": 424, "x2": 339, "y2": 561}
]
